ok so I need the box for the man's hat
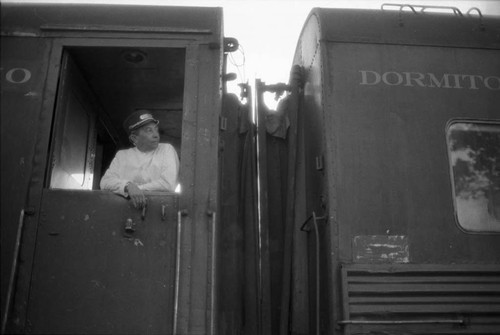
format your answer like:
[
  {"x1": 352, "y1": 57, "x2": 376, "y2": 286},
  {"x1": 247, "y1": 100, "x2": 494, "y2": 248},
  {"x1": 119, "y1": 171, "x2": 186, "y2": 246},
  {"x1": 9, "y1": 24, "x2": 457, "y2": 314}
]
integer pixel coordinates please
[{"x1": 123, "y1": 110, "x2": 159, "y2": 133}]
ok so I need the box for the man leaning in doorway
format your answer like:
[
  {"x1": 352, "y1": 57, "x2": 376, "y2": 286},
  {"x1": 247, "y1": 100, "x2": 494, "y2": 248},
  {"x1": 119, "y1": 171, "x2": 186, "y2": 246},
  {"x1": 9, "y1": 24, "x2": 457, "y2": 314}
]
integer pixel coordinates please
[{"x1": 100, "y1": 110, "x2": 179, "y2": 208}]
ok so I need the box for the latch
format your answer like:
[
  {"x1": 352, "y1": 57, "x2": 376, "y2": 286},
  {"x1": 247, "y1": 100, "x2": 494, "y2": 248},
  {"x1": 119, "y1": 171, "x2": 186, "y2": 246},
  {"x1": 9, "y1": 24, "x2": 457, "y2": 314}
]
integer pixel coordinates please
[
  {"x1": 125, "y1": 218, "x2": 136, "y2": 233},
  {"x1": 220, "y1": 116, "x2": 227, "y2": 131}
]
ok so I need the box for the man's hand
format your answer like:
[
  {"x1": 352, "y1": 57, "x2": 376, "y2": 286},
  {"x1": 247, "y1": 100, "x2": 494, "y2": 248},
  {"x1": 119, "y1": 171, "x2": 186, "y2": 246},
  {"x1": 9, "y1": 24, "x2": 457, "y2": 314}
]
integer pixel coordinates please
[{"x1": 127, "y1": 182, "x2": 147, "y2": 208}]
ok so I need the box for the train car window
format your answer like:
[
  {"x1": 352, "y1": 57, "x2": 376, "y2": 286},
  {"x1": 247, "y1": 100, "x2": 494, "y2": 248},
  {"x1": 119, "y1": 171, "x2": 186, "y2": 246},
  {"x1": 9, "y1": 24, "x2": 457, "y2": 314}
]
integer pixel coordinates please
[
  {"x1": 48, "y1": 47, "x2": 185, "y2": 190},
  {"x1": 49, "y1": 53, "x2": 97, "y2": 190},
  {"x1": 446, "y1": 121, "x2": 500, "y2": 232}
]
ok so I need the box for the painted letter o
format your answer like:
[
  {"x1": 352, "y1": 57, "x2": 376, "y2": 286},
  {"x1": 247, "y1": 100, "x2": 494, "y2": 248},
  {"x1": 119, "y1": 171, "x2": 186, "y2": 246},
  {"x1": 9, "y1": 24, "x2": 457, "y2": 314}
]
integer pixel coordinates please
[
  {"x1": 382, "y1": 72, "x2": 403, "y2": 86},
  {"x1": 484, "y1": 76, "x2": 500, "y2": 90},
  {"x1": 6, "y1": 68, "x2": 32, "y2": 84}
]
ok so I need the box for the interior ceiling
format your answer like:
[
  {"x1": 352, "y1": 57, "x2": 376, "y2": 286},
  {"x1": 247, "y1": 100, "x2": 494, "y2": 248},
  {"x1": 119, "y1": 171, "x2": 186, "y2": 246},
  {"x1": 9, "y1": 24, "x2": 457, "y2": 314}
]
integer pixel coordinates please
[{"x1": 69, "y1": 47, "x2": 185, "y2": 146}]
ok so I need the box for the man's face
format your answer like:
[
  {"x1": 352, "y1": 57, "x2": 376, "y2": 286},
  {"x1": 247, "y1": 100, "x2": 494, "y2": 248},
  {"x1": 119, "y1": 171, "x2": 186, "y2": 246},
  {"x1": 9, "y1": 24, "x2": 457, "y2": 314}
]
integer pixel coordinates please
[{"x1": 132, "y1": 122, "x2": 160, "y2": 152}]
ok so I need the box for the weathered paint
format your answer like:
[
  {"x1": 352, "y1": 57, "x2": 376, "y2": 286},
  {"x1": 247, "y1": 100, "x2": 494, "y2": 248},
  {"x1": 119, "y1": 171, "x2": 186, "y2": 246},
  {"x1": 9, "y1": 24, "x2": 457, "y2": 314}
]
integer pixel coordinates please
[
  {"x1": 1, "y1": 3, "x2": 227, "y2": 334},
  {"x1": 26, "y1": 190, "x2": 178, "y2": 334},
  {"x1": 0, "y1": 37, "x2": 52, "y2": 325},
  {"x1": 353, "y1": 235, "x2": 409, "y2": 263},
  {"x1": 277, "y1": 7, "x2": 500, "y2": 335}
]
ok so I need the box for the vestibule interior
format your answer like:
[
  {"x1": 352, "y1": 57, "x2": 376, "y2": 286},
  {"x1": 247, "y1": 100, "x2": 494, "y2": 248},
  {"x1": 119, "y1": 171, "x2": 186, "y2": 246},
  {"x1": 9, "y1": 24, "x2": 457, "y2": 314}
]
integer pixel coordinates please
[{"x1": 48, "y1": 46, "x2": 186, "y2": 190}]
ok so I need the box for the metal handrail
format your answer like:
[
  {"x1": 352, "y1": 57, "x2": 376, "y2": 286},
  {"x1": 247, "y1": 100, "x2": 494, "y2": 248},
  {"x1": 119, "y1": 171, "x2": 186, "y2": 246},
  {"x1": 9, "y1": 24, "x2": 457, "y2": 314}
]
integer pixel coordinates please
[
  {"x1": 466, "y1": 7, "x2": 483, "y2": 17},
  {"x1": 339, "y1": 319, "x2": 465, "y2": 325},
  {"x1": 1, "y1": 210, "x2": 26, "y2": 334},
  {"x1": 382, "y1": 3, "x2": 417, "y2": 13},
  {"x1": 381, "y1": 3, "x2": 464, "y2": 16},
  {"x1": 172, "y1": 210, "x2": 184, "y2": 335},
  {"x1": 300, "y1": 212, "x2": 327, "y2": 335},
  {"x1": 208, "y1": 211, "x2": 216, "y2": 335}
]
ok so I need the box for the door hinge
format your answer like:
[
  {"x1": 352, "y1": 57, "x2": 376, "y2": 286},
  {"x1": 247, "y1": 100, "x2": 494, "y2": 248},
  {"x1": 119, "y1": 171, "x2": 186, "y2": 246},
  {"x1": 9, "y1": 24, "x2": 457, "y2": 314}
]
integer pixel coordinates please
[{"x1": 24, "y1": 207, "x2": 36, "y2": 216}]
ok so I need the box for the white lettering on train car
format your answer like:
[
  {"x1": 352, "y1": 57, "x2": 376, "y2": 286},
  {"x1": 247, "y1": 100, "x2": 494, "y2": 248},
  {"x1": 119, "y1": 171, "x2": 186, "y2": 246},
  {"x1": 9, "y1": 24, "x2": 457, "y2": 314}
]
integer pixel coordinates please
[
  {"x1": 360, "y1": 70, "x2": 500, "y2": 90},
  {"x1": 5, "y1": 68, "x2": 32, "y2": 84}
]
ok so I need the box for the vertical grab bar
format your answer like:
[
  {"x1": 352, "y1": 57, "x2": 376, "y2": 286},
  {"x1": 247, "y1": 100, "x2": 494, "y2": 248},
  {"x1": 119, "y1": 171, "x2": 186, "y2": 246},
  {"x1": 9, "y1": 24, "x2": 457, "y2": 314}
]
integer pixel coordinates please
[
  {"x1": 172, "y1": 210, "x2": 183, "y2": 335},
  {"x1": 311, "y1": 212, "x2": 320, "y2": 335},
  {"x1": 1, "y1": 209, "x2": 26, "y2": 334},
  {"x1": 300, "y1": 211, "x2": 326, "y2": 335},
  {"x1": 208, "y1": 211, "x2": 216, "y2": 335}
]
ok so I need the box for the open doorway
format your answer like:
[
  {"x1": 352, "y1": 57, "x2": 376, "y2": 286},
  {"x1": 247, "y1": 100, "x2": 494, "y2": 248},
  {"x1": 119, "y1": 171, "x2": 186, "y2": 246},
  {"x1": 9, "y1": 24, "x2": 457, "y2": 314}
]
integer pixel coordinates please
[{"x1": 47, "y1": 46, "x2": 186, "y2": 190}]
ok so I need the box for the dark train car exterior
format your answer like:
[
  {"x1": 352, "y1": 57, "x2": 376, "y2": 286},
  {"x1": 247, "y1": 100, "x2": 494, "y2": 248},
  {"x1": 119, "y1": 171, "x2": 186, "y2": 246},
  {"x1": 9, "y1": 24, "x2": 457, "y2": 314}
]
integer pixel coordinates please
[
  {"x1": 258, "y1": 6, "x2": 500, "y2": 335},
  {"x1": 3, "y1": 3, "x2": 500, "y2": 335},
  {"x1": 0, "y1": 3, "x2": 246, "y2": 334}
]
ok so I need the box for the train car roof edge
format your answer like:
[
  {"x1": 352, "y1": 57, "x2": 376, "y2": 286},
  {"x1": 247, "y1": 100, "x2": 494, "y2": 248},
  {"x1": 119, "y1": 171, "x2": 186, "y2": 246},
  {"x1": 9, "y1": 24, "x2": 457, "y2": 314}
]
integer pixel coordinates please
[
  {"x1": 293, "y1": 7, "x2": 500, "y2": 60},
  {"x1": 0, "y1": 3, "x2": 223, "y2": 37}
]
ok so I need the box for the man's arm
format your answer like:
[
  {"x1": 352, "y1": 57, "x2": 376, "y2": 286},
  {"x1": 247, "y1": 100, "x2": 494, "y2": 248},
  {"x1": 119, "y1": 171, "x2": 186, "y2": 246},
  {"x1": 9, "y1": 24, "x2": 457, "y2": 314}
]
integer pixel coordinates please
[
  {"x1": 139, "y1": 144, "x2": 180, "y2": 192},
  {"x1": 100, "y1": 152, "x2": 129, "y2": 197}
]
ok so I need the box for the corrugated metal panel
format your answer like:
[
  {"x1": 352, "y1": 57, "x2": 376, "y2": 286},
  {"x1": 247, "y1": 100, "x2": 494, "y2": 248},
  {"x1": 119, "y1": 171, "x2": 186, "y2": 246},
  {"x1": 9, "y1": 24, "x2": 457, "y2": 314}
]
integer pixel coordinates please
[{"x1": 340, "y1": 264, "x2": 500, "y2": 334}]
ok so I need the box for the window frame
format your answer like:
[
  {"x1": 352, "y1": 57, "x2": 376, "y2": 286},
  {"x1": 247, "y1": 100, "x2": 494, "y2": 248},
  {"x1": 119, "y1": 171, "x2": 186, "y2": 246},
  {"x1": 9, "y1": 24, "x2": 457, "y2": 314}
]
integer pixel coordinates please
[
  {"x1": 44, "y1": 40, "x2": 191, "y2": 193},
  {"x1": 445, "y1": 118, "x2": 500, "y2": 234}
]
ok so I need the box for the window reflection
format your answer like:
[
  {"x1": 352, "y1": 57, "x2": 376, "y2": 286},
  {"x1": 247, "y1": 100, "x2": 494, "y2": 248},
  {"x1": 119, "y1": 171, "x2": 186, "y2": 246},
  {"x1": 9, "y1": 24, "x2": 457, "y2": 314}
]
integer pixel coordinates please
[
  {"x1": 447, "y1": 121, "x2": 500, "y2": 232},
  {"x1": 50, "y1": 88, "x2": 95, "y2": 190}
]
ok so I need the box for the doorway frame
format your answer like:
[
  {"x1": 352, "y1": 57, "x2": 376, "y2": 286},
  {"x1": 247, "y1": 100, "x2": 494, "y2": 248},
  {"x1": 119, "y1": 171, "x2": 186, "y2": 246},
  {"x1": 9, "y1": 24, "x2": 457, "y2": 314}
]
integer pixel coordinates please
[{"x1": 13, "y1": 35, "x2": 223, "y2": 333}]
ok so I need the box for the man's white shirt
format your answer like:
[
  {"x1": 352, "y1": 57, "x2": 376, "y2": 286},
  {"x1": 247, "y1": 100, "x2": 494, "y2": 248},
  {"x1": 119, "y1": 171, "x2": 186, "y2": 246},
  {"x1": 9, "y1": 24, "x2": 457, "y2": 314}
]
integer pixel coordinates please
[{"x1": 100, "y1": 143, "x2": 179, "y2": 196}]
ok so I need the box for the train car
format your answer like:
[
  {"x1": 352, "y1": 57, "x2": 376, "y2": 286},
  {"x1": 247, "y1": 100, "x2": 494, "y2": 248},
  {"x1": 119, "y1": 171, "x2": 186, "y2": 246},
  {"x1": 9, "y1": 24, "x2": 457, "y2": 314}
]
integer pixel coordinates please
[
  {"x1": 257, "y1": 5, "x2": 500, "y2": 335},
  {"x1": 1, "y1": 3, "x2": 251, "y2": 334},
  {"x1": 2, "y1": 3, "x2": 500, "y2": 335}
]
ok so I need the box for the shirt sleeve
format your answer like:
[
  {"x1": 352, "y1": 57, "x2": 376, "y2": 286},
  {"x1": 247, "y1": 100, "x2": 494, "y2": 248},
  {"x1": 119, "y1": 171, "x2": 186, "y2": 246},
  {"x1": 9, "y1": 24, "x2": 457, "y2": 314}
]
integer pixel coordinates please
[
  {"x1": 100, "y1": 151, "x2": 129, "y2": 197},
  {"x1": 138, "y1": 144, "x2": 180, "y2": 192}
]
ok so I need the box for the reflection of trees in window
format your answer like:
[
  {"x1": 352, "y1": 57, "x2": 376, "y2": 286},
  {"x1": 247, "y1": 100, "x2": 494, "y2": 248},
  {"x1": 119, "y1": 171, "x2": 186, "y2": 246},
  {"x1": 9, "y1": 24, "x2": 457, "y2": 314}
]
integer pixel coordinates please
[{"x1": 448, "y1": 122, "x2": 500, "y2": 232}]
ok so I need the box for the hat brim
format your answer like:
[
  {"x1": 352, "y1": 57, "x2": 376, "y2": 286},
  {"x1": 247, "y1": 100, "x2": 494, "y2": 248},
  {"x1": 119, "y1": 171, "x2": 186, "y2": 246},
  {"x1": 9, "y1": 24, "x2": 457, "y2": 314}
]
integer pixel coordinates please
[{"x1": 129, "y1": 118, "x2": 159, "y2": 132}]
